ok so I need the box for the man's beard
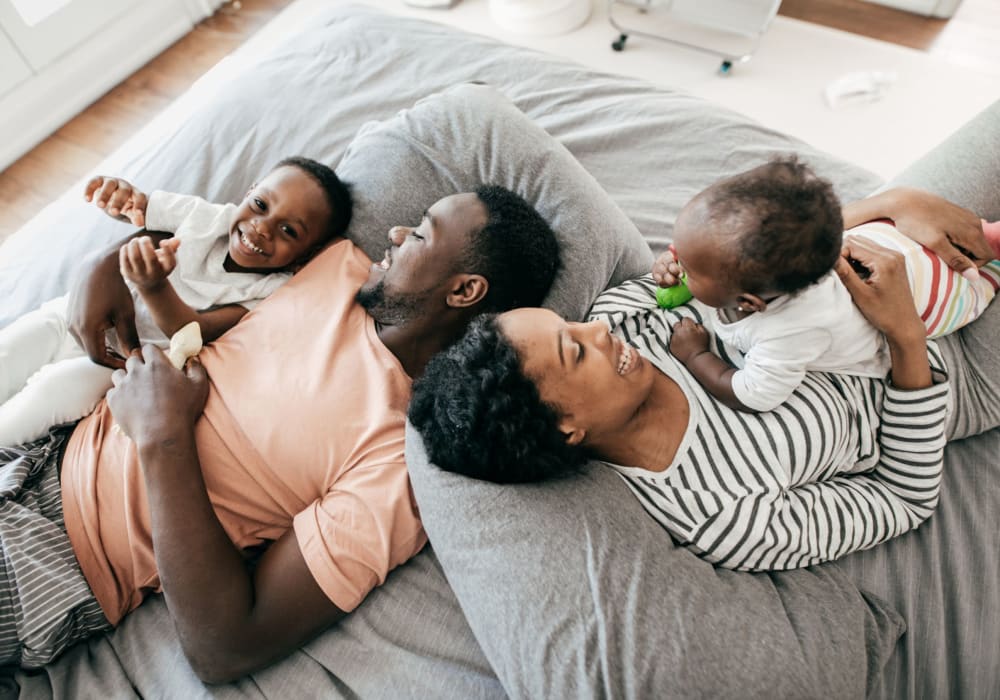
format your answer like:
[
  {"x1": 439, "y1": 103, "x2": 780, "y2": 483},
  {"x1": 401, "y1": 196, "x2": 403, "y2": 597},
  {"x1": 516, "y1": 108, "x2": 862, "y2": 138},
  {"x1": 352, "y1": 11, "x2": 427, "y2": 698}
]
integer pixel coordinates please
[{"x1": 356, "y1": 279, "x2": 431, "y2": 326}]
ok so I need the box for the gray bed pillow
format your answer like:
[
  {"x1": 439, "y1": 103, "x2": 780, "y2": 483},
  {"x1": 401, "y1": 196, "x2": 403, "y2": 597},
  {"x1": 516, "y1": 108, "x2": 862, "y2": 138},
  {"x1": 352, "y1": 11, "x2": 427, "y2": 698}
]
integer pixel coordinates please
[
  {"x1": 406, "y1": 422, "x2": 905, "y2": 698},
  {"x1": 335, "y1": 83, "x2": 653, "y2": 322}
]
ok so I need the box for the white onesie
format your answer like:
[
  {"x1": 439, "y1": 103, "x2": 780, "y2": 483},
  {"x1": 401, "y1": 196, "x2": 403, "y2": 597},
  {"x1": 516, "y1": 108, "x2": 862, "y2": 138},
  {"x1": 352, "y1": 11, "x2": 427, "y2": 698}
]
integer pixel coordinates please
[{"x1": 714, "y1": 272, "x2": 888, "y2": 412}]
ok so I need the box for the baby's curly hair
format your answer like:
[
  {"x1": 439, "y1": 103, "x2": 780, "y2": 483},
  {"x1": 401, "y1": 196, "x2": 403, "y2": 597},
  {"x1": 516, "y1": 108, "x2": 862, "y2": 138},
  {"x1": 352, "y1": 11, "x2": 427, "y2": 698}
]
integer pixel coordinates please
[
  {"x1": 408, "y1": 314, "x2": 589, "y2": 483},
  {"x1": 704, "y1": 156, "x2": 843, "y2": 294}
]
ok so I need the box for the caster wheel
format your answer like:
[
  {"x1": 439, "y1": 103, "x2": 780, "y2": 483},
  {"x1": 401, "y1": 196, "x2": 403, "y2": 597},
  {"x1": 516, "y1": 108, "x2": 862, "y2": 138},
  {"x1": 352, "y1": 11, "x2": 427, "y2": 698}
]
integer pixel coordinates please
[
  {"x1": 718, "y1": 60, "x2": 733, "y2": 75},
  {"x1": 612, "y1": 34, "x2": 627, "y2": 51}
]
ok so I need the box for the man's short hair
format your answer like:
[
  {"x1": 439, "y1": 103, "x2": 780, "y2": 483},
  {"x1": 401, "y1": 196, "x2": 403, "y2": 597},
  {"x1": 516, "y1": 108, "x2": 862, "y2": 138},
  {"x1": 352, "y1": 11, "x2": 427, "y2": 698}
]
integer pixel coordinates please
[
  {"x1": 408, "y1": 313, "x2": 588, "y2": 482},
  {"x1": 462, "y1": 185, "x2": 561, "y2": 312}
]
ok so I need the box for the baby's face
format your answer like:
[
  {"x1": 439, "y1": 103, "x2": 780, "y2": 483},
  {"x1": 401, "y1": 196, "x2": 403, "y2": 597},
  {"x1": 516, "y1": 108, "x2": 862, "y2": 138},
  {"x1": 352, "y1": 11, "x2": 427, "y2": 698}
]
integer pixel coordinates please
[
  {"x1": 227, "y1": 165, "x2": 331, "y2": 271},
  {"x1": 672, "y1": 199, "x2": 742, "y2": 309}
]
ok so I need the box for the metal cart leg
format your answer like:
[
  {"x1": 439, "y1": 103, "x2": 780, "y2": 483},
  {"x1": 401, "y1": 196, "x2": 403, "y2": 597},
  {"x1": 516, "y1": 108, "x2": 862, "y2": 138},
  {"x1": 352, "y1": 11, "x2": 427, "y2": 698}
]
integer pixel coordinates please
[{"x1": 607, "y1": 0, "x2": 782, "y2": 74}]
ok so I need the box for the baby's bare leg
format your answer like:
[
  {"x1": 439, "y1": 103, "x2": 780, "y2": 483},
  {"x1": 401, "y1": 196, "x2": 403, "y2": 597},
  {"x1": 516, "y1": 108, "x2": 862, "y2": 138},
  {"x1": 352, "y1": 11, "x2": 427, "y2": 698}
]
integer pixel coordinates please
[{"x1": 982, "y1": 220, "x2": 1000, "y2": 260}]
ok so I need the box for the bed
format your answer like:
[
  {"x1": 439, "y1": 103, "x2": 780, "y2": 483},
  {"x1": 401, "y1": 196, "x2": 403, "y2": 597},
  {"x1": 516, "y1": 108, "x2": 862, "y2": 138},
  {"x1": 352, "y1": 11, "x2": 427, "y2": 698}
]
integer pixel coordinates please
[{"x1": 1, "y1": 5, "x2": 997, "y2": 698}]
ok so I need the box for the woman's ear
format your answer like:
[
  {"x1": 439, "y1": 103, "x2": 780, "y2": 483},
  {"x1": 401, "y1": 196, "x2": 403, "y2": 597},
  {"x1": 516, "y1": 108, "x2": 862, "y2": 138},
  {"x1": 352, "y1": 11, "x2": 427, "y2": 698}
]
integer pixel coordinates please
[
  {"x1": 558, "y1": 419, "x2": 586, "y2": 446},
  {"x1": 737, "y1": 292, "x2": 770, "y2": 313},
  {"x1": 446, "y1": 274, "x2": 489, "y2": 309}
]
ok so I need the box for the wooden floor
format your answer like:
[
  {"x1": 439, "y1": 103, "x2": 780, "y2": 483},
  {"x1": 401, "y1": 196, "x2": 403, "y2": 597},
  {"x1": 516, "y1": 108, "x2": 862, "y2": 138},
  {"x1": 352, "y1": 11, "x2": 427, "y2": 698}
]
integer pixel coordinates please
[{"x1": 0, "y1": 0, "x2": 997, "y2": 243}]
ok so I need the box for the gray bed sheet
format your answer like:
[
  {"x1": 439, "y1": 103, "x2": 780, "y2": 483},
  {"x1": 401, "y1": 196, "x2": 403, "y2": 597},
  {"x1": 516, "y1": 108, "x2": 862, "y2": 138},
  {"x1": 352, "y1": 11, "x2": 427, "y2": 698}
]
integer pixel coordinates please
[{"x1": 1, "y1": 5, "x2": 997, "y2": 698}]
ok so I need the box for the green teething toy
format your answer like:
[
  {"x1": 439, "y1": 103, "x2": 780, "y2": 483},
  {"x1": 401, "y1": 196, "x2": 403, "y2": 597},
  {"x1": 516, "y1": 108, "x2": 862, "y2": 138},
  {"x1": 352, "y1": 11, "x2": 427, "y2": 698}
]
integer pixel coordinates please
[{"x1": 656, "y1": 276, "x2": 693, "y2": 309}]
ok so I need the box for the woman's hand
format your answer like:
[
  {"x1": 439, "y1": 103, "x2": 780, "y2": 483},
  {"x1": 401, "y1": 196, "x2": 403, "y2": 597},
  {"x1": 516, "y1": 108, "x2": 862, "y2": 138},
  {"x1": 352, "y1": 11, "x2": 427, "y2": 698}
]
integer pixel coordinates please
[
  {"x1": 119, "y1": 236, "x2": 179, "y2": 291},
  {"x1": 844, "y1": 187, "x2": 992, "y2": 278},
  {"x1": 107, "y1": 345, "x2": 209, "y2": 447},
  {"x1": 836, "y1": 237, "x2": 923, "y2": 340},
  {"x1": 85, "y1": 176, "x2": 148, "y2": 227},
  {"x1": 836, "y1": 238, "x2": 930, "y2": 389}
]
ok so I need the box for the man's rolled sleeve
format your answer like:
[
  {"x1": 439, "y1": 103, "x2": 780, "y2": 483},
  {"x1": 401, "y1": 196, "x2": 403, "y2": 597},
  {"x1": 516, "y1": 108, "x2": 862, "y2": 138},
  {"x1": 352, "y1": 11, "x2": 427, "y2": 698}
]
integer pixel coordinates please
[{"x1": 292, "y1": 460, "x2": 426, "y2": 612}]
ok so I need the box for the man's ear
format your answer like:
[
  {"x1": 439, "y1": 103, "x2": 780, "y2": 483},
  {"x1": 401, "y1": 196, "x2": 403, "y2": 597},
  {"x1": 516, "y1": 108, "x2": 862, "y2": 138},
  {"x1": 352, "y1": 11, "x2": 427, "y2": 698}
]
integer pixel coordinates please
[
  {"x1": 558, "y1": 418, "x2": 586, "y2": 446},
  {"x1": 737, "y1": 292, "x2": 770, "y2": 313},
  {"x1": 446, "y1": 274, "x2": 489, "y2": 309}
]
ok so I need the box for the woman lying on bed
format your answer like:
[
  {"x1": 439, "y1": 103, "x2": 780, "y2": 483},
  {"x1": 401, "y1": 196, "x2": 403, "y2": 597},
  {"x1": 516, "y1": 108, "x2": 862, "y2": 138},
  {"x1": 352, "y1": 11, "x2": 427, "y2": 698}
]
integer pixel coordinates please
[{"x1": 409, "y1": 188, "x2": 1000, "y2": 571}]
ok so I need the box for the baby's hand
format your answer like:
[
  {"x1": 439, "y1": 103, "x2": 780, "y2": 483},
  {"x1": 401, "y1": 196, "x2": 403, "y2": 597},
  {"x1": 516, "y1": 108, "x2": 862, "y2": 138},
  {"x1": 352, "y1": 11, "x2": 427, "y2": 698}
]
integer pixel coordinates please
[
  {"x1": 669, "y1": 317, "x2": 710, "y2": 364},
  {"x1": 119, "y1": 237, "x2": 179, "y2": 290},
  {"x1": 653, "y1": 247, "x2": 684, "y2": 287},
  {"x1": 85, "y1": 176, "x2": 148, "y2": 227}
]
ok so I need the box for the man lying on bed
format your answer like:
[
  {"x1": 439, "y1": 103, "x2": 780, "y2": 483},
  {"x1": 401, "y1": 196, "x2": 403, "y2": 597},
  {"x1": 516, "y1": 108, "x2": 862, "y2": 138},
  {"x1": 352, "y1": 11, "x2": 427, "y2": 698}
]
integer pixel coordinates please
[{"x1": 0, "y1": 186, "x2": 559, "y2": 682}]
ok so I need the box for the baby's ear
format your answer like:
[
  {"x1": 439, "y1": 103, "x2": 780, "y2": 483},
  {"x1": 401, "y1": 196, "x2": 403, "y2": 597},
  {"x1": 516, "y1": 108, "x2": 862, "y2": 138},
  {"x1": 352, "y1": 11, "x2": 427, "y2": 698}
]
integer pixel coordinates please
[{"x1": 738, "y1": 293, "x2": 770, "y2": 313}]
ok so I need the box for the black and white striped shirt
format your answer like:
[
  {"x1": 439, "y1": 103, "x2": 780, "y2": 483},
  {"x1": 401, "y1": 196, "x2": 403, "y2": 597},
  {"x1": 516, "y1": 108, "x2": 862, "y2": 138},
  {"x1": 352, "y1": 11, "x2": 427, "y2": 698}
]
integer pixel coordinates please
[{"x1": 590, "y1": 276, "x2": 950, "y2": 571}]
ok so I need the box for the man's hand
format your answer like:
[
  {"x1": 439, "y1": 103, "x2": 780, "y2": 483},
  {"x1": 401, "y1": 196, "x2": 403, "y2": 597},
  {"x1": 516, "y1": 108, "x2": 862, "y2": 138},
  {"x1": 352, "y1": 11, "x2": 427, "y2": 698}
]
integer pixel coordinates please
[
  {"x1": 653, "y1": 246, "x2": 684, "y2": 288},
  {"x1": 119, "y1": 236, "x2": 180, "y2": 291},
  {"x1": 85, "y1": 176, "x2": 148, "y2": 227},
  {"x1": 67, "y1": 250, "x2": 140, "y2": 370},
  {"x1": 107, "y1": 346, "x2": 209, "y2": 446},
  {"x1": 669, "y1": 317, "x2": 711, "y2": 364}
]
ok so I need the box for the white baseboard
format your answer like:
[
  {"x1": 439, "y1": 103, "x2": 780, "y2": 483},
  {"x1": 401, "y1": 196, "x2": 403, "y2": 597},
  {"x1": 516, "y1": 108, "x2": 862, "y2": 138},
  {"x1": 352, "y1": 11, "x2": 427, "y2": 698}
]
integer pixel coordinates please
[{"x1": 0, "y1": 3, "x2": 197, "y2": 171}]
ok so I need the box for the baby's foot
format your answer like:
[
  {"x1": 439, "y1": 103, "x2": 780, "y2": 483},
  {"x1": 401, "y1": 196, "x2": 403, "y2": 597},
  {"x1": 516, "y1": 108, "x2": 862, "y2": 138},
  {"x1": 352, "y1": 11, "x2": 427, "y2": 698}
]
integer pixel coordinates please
[{"x1": 983, "y1": 219, "x2": 1000, "y2": 260}]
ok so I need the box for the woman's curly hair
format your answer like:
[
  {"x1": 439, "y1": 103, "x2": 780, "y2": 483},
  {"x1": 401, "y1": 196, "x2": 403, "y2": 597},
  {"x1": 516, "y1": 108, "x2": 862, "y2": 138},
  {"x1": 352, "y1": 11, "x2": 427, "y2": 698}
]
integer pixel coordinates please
[{"x1": 408, "y1": 314, "x2": 590, "y2": 483}]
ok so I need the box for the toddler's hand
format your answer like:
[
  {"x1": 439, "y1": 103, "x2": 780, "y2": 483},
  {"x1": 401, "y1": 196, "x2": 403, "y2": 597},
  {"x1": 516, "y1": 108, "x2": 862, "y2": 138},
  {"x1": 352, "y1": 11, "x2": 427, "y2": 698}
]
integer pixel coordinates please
[
  {"x1": 669, "y1": 317, "x2": 710, "y2": 364},
  {"x1": 85, "y1": 176, "x2": 148, "y2": 227},
  {"x1": 119, "y1": 237, "x2": 179, "y2": 290},
  {"x1": 653, "y1": 247, "x2": 684, "y2": 287}
]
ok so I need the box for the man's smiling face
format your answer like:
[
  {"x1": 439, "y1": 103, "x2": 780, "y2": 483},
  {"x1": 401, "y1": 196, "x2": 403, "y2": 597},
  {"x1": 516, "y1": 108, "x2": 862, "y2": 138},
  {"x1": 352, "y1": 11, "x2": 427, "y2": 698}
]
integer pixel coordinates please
[{"x1": 356, "y1": 193, "x2": 488, "y2": 325}]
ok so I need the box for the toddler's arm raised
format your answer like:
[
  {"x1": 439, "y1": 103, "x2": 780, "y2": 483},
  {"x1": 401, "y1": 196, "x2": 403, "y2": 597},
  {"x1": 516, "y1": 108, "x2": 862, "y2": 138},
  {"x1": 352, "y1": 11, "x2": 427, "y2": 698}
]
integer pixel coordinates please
[
  {"x1": 85, "y1": 175, "x2": 148, "y2": 227},
  {"x1": 119, "y1": 236, "x2": 248, "y2": 343}
]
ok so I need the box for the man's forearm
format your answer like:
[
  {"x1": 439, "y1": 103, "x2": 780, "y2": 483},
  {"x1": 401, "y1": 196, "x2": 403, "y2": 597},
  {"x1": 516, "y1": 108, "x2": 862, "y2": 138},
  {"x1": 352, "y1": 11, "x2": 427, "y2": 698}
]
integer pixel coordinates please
[{"x1": 137, "y1": 430, "x2": 261, "y2": 679}]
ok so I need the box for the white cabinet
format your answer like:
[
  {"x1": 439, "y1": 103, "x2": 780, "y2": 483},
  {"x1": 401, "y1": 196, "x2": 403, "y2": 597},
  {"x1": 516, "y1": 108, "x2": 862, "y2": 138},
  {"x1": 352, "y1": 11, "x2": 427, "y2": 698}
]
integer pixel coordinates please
[
  {"x1": 0, "y1": 31, "x2": 31, "y2": 98},
  {"x1": 0, "y1": 0, "x2": 224, "y2": 170},
  {"x1": 0, "y1": 0, "x2": 140, "y2": 71}
]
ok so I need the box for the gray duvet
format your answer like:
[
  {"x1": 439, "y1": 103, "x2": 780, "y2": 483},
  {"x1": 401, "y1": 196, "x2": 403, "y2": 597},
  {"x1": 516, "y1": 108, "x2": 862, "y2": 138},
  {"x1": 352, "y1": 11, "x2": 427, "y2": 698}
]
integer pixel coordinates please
[{"x1": 2, "y1": 5, "x2": 997, "y2": 699}]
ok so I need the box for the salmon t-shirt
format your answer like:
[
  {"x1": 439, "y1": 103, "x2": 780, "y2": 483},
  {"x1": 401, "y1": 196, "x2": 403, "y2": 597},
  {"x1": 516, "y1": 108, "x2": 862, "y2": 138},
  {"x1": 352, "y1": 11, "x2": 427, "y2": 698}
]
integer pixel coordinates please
[{"x1": 60, "y1": 239, "x2": 426, "y2": 624}]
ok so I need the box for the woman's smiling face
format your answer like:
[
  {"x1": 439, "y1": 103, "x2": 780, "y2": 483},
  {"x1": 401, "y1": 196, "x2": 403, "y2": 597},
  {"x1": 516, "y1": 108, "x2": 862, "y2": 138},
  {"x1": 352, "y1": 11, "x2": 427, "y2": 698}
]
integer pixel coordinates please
[{"x1": 498, "y1": 307, "x2": 657, "y2": 446}]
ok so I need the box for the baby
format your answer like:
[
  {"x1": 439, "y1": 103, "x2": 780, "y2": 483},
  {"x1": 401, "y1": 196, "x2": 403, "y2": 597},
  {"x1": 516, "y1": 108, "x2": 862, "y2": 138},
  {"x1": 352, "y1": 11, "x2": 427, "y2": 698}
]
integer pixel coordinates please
[
  {"x1": 0, "y1": 156, "x2": 352, "y2": 444},
  {"x1": 656, "y1": 157, "x2": 1000, "y2": 412}
]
